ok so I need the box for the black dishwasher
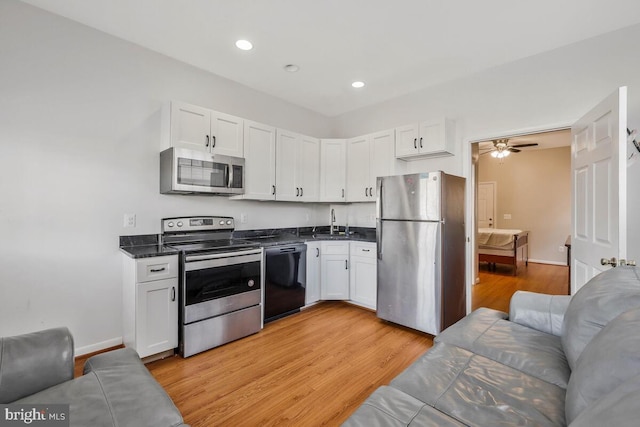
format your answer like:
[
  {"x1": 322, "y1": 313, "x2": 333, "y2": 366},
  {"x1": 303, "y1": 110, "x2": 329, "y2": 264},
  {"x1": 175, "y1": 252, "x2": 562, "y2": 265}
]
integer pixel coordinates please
[{"x1": 264, "y1": 244, "x2": 307, "y2": 322}]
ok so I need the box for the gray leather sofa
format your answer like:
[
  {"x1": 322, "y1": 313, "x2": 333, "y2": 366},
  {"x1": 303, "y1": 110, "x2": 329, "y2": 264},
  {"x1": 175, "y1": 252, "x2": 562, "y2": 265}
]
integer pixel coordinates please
[
  {"x1": 0, "y1": 327, "x2": 187, "y2": 427},
  {"x1": 344, "y1": 266, "x2": 640, "y2": 426}
]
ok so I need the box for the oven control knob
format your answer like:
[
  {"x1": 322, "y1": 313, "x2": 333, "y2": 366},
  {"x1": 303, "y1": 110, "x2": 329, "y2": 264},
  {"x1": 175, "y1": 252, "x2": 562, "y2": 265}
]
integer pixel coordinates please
[
  {"x1": 177, "y1": 221, "x2": 183, "y2": 227},
  {"x1": 226, "y1": 220, "x2": 232, "y2": 225},
  {"x1": 248, "y1": 279, "x2": 255, "y2": 287},
  {"x1": 167, "y1": 222, "x2": 174, "y2": 228},
  {"x1": 219, "y1": 220, "x2": 225, "y2": 225}
]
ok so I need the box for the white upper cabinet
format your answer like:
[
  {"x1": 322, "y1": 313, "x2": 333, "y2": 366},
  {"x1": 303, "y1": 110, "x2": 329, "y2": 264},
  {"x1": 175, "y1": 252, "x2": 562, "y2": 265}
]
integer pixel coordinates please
[
  {"x1": 275, "y1": 130, "x2": 320, "y2": 202},
  {"x1": 242, "y1": 120, "x2": 277, "y2": 200},
  {"x1": 347, "y1": 129, "x2": 395, "y2": 202},
  {"x1": 167, "y1": 101, "x2": 244, "y2": 157},
  {"x1": 319, "y1": 139, "x2": 347, "y2": 202},
  {"x1": 395, "y1": 118, "x2": 455, "y2": 160}
]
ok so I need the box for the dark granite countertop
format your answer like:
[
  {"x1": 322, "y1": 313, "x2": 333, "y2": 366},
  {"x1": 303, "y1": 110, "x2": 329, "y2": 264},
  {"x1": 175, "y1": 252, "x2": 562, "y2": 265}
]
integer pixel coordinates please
[
  {"x1": 119, "y1": 227, "x2": 376, "y2": 258},
  {"x1": 119, "y1": 234, "x2": 179, "y2": 259}
]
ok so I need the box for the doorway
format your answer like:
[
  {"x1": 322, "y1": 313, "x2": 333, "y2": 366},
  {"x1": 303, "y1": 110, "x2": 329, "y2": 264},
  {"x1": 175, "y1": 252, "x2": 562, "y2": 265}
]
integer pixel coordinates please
[{"x1": 470, "y1": 129, "x2": 572, "y2": 311}]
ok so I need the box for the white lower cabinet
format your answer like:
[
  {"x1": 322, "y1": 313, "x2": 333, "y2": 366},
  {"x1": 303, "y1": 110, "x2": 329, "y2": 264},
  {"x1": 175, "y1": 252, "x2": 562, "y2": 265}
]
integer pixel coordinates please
[
  {"x1": 123, "y1": 255, "x2": 178, "y2": 359},
  {"x1": 320, "y1": 241, "x2": 350, "y2": 300},
  {"x1": 349, "y1": 242, "x2": 377, "y2": 309},
  {"x1": 305, "y1": 242, "x2": 321, "y2": 304}
]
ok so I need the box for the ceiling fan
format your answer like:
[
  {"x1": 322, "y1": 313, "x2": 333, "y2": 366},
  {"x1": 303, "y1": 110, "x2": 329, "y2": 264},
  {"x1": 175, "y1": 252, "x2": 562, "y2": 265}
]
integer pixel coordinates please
[{"x1": 481, "y1": 138, "x2": 539, "y2": 158}]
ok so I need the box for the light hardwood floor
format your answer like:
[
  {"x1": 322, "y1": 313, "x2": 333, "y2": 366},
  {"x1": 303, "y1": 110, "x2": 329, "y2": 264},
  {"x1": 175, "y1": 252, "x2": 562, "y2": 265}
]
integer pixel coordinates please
[
  {"x1": 473, "y1": 260, "x2": 570, "y2": 312},
  {"x1": 74, "y1": 261, "x2": 569, "y2": 426},
  {"x1": 147, "y1": 302, "x2": 432, "y2": 426}
]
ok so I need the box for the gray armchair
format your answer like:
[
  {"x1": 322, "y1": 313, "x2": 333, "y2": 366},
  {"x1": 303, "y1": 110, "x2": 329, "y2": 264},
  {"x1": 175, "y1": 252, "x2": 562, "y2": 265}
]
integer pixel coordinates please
[{"x1": 0, "y1": 327, "x2": 187, "y2": 427}]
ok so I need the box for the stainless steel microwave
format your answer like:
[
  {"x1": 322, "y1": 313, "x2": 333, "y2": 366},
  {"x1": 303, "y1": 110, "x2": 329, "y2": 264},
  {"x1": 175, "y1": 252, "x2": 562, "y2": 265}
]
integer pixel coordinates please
[{"x1": 160, "y1": 147, "x2": 245, "y2": 195}]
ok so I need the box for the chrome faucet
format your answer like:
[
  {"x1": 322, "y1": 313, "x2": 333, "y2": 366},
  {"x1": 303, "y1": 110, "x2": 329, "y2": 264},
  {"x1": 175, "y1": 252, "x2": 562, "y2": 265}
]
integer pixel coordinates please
[{"x1": 330, "y1": 208, "x2": 338, "y2": 235}]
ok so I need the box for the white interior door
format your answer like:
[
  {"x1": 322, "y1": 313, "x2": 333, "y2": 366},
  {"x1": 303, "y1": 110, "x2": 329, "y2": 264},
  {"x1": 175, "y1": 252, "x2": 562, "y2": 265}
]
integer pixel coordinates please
[
  {"x1": 477, "y1": 182, "x2": 496, "y2": 228},
  {"x1": 571, "y1": 87, "x2": 627, "y2": 293}
]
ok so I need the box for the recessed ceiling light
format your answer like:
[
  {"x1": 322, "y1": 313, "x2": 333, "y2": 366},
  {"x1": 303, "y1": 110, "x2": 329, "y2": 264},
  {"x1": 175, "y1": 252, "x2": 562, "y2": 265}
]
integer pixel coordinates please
[
  {"x1": 352, "y1": 81, "x2": 365, "y2": 88},
  {"x1": 284, "y1": 64, "x2": 300, "y2": 73},
  {"x1": 235, "y1": 40, "x2": 253, "y2": 51}
]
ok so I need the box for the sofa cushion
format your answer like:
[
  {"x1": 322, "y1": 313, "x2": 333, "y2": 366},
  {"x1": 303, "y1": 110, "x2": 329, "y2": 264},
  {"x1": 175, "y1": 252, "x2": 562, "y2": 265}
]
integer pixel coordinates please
[
  {"x1": 342, "y1": 386, "x2": 465, "y2": 427},
  {"x1": 391, "y1": 343, "x2": 566, "y2": 426},
  {"x1": 561, "y1": 266, "x2": 640, "y2": 370},
  {"x1": 565, "y1": 306, "x2": 640, "y2": 424},
  {"x1": 568, "y1": 372, "x2": 640, "y2": 427},
  {"x1": 17, "y1": 348, "x2": 185, "y2": 427},
  {"x1": 437, "y1": 309, "x2": 570, "y2": 388}
]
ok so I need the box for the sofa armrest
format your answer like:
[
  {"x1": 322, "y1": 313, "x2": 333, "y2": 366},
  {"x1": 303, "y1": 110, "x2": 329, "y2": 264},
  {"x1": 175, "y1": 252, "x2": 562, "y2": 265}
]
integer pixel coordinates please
[
  {"x1": 509, "y1": 291, "x2": 571, "y2": 336},
  {"x1": 0, "y1": 327, "x2": 74, "y2": 403}
]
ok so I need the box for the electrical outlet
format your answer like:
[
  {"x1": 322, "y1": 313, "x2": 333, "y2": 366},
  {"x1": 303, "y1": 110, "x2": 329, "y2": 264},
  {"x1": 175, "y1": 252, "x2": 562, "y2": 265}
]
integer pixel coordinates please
[
  {"x1": 124, "y1": 213, "x2": 136, "y2": 228},
  {"x1": 240, "y1": 213, "x2": 248, "y2": 224}
]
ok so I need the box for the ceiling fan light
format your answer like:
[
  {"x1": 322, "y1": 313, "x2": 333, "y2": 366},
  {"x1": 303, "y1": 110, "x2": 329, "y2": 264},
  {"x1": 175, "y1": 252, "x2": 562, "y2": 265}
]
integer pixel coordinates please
[
  {"x1": 491, "y1": 151, "x2": 499, "y2": 158},
  {"x1": 503, "y1": 150, "x2": 510, "y2": 157}
]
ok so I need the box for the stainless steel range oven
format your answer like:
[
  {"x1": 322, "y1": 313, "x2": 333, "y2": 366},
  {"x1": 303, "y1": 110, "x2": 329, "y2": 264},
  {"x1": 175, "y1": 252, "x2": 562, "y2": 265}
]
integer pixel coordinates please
[{"x1": 162, "y1": 216, "x2": 263, "y2": 358}]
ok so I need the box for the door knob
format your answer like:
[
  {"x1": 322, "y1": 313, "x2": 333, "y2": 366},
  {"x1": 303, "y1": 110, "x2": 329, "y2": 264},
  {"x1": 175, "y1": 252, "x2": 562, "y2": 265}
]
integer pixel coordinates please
[{"x1": 601, "y1": 257, "x2": 618, "y2": 267}]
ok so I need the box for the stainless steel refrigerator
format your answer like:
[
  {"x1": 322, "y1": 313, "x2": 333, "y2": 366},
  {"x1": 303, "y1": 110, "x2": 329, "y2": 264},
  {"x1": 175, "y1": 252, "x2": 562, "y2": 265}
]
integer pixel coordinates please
[{"x1": 376, "y1": 171, "x2": 466, "y2": 335}]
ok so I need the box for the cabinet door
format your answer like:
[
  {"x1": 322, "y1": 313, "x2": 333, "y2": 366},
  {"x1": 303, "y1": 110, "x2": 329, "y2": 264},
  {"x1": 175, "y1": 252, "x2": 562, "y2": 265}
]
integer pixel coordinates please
[
  {"x1": 211, "y1": 111, "x2": 244, "y2": 157},
  {"x1": 170, "y1": 101, "x2": 211, "y2": 152},
  {"x1": 136, "y1": 278, "x2": 178, "y2": 358},
  {"x1": 319, "y1": 139, "x2": 347, "y2": 202},
  {"x1": 346, "y1": 135, "x2": 371, "y2": 202},
  {"x1": 369, "y1": 130, "x2": 396, "y2": 199},
  {"x1": 418, "y1": 118, "x2": 455, "y2": 156},
  {"x1": 275, "y1": 130, "x2": 300, "y2": 201},
  {"x1": 349, "y1": 256, "x2": 377, "y2": 309},
  {"x1": 305, "y1": 242, "x2": 321, "y2": 304},
  {"x1": 321, "y1": 254, "x2": 350, "y2": 300},
  {"x1": 394, "y1": 124, "x2": 419, "y2": 158},
  {"x1": 243, "y1": 120, "x2": 276, "y2": 200},
  {"x1": 298, "y1": 135, "x2": 320, "y2": 202}
]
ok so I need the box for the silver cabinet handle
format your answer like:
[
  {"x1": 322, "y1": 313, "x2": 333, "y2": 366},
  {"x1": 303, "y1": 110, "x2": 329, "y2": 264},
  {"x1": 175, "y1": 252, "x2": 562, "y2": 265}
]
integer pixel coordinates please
[
  {"x1": 150, "y1": 267, "x2": 166, "y2": 273},
  {"x1": 419, "y1": 137, "x2": 423, "y2": 148},
  {"x1": 171, "y1": 287, "x2": 176, "y2": 301},
  {"x1": 205, "y1": 135, "x2": 210, "y2": 147}
]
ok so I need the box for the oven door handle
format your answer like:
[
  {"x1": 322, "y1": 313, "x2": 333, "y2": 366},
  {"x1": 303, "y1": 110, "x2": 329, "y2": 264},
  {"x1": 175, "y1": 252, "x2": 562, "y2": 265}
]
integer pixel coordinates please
[{"x1": 185, "y1": 248, "x2": 262, "y2": 262}]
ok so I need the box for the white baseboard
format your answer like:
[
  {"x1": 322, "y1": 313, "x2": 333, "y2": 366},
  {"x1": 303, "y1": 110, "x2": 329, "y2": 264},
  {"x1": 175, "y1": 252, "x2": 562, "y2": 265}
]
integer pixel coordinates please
[
  {"x1": 75, "y1": 336, "x2": 123, "y2": 357},
  {"x1": 527, "y1": 259, "x2": 567, "y2": 266}
]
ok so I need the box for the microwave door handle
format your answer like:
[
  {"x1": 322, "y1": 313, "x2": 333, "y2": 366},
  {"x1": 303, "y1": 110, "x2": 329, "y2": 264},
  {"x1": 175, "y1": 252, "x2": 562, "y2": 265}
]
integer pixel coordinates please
[{"x1": 226, "y1": 164, "x2": 232, "y2": 188}]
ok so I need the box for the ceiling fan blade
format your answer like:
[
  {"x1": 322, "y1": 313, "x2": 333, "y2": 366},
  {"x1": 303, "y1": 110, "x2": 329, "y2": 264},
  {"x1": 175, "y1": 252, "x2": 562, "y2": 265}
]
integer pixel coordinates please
[
  {"x1": 510, "y1": 143, "x2": 539, "y2": 148},
  {"x1": 508, "y1": 148, "x2": 521, "y2": 153}
]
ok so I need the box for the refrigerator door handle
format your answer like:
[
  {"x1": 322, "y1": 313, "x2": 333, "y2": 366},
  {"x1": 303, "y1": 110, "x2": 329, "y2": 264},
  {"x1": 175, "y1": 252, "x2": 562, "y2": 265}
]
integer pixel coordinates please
[{"x1": 376, "y1": 178, "x2": 383, "y2": 260}]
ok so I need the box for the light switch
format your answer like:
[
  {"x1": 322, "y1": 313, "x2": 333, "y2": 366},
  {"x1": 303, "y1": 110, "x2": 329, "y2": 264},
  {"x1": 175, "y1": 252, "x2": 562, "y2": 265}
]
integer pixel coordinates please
[{"x1": 503, "y1": 213, "x2": 512, "y2": 220}]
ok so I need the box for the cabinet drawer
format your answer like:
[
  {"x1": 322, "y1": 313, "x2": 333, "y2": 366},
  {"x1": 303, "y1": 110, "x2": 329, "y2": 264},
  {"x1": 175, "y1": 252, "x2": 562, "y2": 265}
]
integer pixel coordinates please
[
  {"x1": 136, "y1": 256, "x2": 178, "y2": 283},
  {"x1": 321, "y1": 241, "x2": 349, "y2": 255},
  {"x1": 350, "y1": 242, "x2": 376, "y2": 258}
]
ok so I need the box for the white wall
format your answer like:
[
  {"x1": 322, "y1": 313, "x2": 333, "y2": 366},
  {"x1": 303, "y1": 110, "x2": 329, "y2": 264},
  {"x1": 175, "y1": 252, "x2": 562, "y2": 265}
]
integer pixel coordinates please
[
  {"x1": 0, "y1": 1, "x2": 333, "y2": 354},
  {"x1": 3, "y1": 1, "x2": 640, "y2": 353},
  {"x1": 334, "y1": 23, "x2": 640, "y2": 267}
]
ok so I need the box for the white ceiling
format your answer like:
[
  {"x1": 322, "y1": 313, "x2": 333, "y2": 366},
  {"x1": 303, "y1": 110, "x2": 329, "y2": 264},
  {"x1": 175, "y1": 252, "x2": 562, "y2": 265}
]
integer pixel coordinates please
[{"x1": 19, "y1": 0, "x2": 640, "y2": 117}]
